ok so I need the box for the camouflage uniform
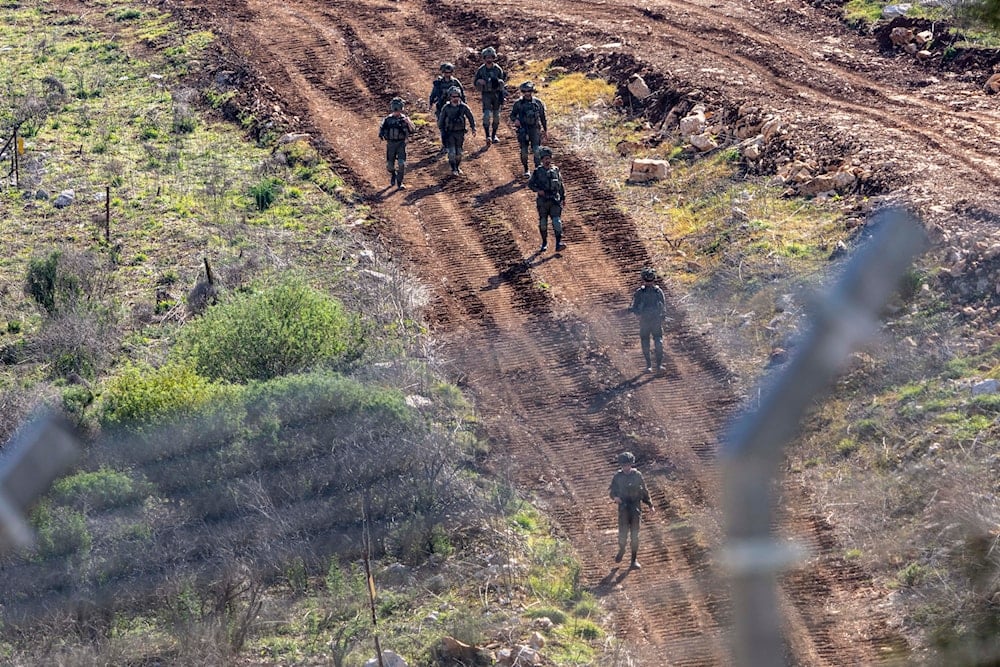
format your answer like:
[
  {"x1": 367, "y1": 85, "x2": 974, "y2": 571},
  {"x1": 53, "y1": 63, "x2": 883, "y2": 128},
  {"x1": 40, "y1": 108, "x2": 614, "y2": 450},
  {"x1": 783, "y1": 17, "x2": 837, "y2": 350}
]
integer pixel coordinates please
[
  {"x1": 609, "y1": 452, "x2": 653, "y2": 568},
  {"x1": 510, "y1": 84, "x2": 547, "y2": 176},
  {"x1": 527, "y1": 148, "x2": 566, "y2": 252},
  {"x1": 629, "y1": 271, "x2": 666, "y2": 371},
  {"x1": 474, "y1": 55, "x2": 505, "y2": 144},
  {"x1": 378, "y1": 99, "x2": 416, "y2": 189},
  {"x1": 428, "y1": 68, "x2": 465, "y2": 149},
  {"x1": 437, "y1": 95, "x2": 477, "y2": 175}
]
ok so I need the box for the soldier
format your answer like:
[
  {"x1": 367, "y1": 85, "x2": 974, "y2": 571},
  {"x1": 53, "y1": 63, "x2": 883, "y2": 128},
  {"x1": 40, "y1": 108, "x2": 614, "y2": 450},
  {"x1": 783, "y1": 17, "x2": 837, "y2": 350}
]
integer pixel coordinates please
[
  {"x1": 527, "y1": 146, "x2": 566, "y2": 252},
  {"x1": 509, "y1": 81, "x2": 547, "y2": 178},
  {"x1": 437, "y1": 86, "x2": 477, "y2": 176},
  {"x1": 428, "y1": 62, "x2": 465, "y2": 154},
  {"x1": 378, "y1": 97, "x2": 417, "y2": 190},
  {"x1": 609, "y1": 451, "x2": 654, "y2": 569},
  {"x1": 628, "y1": 268, "x2": 667, "y2": 372},
  {"x1": 473, "y1": 46, "x2": 506, "y2": 146}
]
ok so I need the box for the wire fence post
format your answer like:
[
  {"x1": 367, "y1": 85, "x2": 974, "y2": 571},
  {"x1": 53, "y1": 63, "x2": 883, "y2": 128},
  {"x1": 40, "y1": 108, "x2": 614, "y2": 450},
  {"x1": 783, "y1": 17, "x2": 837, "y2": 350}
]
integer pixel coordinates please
[{"x1": 720, "y1": 208, "x2": 928, "y2": 667}]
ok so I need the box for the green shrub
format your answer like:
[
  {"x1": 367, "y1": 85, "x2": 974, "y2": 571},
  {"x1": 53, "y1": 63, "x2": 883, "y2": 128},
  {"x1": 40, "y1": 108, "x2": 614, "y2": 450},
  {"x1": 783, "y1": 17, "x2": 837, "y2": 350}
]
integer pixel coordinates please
[
  {"x1": 249, "y1": 176, "x2": 283, "y2": 211},
  {"x1": 173, "y1": 278, "x2": 365, "y2": 383},
  {"x1": 25, "y1": 251, "x2": 78, "y2": 313},
  {"x1": 51, "y1": 468, "x2": 145, "y2": 510},
  {"x1": 32, "y1": 503, "x2": 92, "y2": 559},
  {"x1": 100, "y1": 360, "x2": 233, "y2": 425}
]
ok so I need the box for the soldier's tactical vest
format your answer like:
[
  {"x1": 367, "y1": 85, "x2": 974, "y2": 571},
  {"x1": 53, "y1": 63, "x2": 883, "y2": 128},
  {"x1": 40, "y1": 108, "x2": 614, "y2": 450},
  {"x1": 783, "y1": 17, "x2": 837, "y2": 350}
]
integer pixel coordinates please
[
  {"x1": 520, "y1": 99, "x2": 541, "y2": 127},
  {"x1": 383, "y1": 116, "x2": 408, "y2": 142},
  {"x1": 538, "y1": 167, "x2": 562, "y2": 200},
  {"x1": 441, "y1": 104, "x2": 467, "y2": 132},
  {"x1": 480, "y1": 66, "x2": 503, "y2": 92}
]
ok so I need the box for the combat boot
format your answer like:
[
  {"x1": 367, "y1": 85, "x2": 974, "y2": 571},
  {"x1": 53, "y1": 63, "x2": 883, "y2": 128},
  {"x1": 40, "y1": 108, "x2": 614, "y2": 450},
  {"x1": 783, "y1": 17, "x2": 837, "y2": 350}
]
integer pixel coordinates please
[
  {"x1": 389, "y1": 171, "x2": 396, "y2": 187},
  {"x1": 630, "y1": 555, "x2": 641, "y2": 569},
  {"x1": 614, "y1": 547, "x2": 625, "y2": 563},
  {"x1": 539, "y1": 230, "x2": 548, "y2": 252},
  {"x1": 555, "y1": 234, "x2": 566, "y2": 251}
]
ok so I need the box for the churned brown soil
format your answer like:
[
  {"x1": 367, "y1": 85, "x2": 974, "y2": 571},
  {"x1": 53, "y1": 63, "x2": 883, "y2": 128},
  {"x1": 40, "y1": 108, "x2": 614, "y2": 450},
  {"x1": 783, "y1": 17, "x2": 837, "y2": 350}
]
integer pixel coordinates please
[{"x1": 60, "y1": 0, "x2": 1000, "y2": 662}]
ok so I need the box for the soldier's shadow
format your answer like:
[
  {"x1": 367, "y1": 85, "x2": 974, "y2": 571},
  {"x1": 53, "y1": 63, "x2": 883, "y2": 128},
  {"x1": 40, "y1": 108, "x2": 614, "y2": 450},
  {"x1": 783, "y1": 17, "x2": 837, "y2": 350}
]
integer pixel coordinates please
[
  {"x1": 474, "y1": 179, "x2": 521, "y2": 205},
  {"x1": 595, "y1": 567, "x2": 631, "y2": 593},
  {"x1": 588, "y1": 374, "x2": 656, "y2": 412},
  {"x1": 402, "y1": 182, "x2": 448, "y2": 204}
]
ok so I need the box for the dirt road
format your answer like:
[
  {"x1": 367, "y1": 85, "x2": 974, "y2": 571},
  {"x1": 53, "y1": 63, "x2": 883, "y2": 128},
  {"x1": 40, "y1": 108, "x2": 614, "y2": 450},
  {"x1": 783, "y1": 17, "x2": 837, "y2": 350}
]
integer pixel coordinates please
[{"x1": 151, "y1": 0, "x2": 1000, "y2": 662}]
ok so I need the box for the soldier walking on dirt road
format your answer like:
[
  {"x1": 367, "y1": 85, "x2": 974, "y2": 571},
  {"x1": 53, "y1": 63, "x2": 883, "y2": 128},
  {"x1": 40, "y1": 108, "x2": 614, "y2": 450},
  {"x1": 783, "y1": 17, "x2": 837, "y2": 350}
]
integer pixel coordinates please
[
  {"x1": 428, "y1": 62, "x2": 464, "y2": 154},
  {"x1": 609, "y1": 451, "x2": 654, "y2": 569},
  {"x1": 527, "y1": 146, "x2": 566, "y2": 252},
  {"x1": 378, "y1": 97, "x2": 416, "y2": 190},
  {"x1": 437, "y1": 87, "x2": 477, "y2": 176},
  {"x1": 629, "y1": 267, "x2": 667, "y2": 373},
  {"x1": 474, "y1": 46, "x2": 506, "y2": 147},
  {"x1": 509, "y1": 81, "x2": 547, "y2": 178}
]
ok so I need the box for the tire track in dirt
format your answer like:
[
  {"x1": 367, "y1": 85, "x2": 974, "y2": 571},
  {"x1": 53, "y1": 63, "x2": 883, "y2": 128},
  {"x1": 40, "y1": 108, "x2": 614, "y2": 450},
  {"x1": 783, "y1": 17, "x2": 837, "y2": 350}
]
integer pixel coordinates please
[
  {"x1": 492, "y1": 0, "x2": 1000, "y2": 188},
  {"x1": 173, "y1": 0, "x2": 908, "y2": 662}
]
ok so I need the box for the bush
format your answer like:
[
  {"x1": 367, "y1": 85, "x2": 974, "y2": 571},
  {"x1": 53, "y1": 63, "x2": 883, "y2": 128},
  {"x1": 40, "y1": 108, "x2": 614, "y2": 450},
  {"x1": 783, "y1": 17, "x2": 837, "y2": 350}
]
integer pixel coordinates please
[
  {"x1": 173, "y1": 277, "x2": 365, "y2": 383},
  {"x1": 249, "y1": 176, "x2": 282, "y2": 211},
  {"x1": 100, "y1": 360, "x2": 234, "y2": 426},
  {"x1": 32, "y1": 503, "x2": 92, "y2": 559},
  {"x1": 51, "y1": 468, "x2": 146, "y2": 511},
  {"x1": 32, "y1": 303, "x2": 121, "y2": 380}
]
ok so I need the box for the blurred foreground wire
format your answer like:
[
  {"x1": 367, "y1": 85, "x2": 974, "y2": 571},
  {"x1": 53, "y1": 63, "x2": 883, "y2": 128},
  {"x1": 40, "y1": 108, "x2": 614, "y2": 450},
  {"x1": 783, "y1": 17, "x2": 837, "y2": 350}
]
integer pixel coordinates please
[
  {"x1": 721, "y1": 207, "x2": 928, "y2": 667},
  {"x1": 0, "y1": 412, "x2": 80, "y2": 552}
]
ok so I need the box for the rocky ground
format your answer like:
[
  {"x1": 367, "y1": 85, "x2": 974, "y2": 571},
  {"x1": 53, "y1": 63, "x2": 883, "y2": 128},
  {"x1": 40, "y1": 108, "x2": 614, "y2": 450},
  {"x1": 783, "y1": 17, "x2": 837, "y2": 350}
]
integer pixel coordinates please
[{"x1": 59, "y1": 0, "x2": 1000, "y2": 662}]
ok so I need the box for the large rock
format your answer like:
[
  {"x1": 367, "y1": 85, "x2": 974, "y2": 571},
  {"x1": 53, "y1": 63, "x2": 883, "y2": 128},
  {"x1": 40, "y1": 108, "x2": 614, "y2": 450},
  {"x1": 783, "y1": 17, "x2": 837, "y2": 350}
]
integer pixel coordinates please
[
  {"x1": 364, "y1": 650, "x2": 407, "y2": 667},
  {"x1": 434, "y1": 637, "x2": 492, "y2": 666},
  {"x1": 890, "y1": 26, "x2": 914, "y2": 47},
  {"x1": 627, "y1": 73, "x2": 651, "y2": 100},
  {"x1": 689, "y1": 132, "x2": 718, "y2": 152},
  {"x1": 628, "y1": 159, "x2": 671, "y2": 183},
  {"x1": 53, "y1": 189, "x2": 75, "y2": 208},
  {"x1": 679, "y1": 105, "x2": 706, "y2": 137},
  {"x1": 984, "y1": 72, "x2": 1000, "y2": 94}
]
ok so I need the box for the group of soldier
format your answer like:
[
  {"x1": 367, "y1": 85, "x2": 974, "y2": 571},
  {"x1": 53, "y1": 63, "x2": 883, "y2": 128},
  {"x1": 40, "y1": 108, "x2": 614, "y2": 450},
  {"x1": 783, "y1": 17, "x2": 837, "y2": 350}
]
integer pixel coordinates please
[
  {"x1": 378, "y1": 49, "x2": 667, "y2": 570},
  {"x1": 378, "y1": 47, "x2": 565, "y2": 252}
]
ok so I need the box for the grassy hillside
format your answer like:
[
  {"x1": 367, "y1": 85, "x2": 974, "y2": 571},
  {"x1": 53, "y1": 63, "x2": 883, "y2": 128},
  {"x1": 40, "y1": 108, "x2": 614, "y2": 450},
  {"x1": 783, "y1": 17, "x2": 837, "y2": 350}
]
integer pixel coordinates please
[{"x1": 0, "y1": 3, "x2": 612, "y2": 665}]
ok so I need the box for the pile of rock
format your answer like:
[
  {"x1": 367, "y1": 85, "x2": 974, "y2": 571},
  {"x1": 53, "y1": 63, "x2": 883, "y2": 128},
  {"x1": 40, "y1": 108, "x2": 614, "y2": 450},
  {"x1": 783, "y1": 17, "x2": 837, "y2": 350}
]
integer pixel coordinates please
[{"x1": 888, "y1": 25, "x2": 935, "y2": 61}]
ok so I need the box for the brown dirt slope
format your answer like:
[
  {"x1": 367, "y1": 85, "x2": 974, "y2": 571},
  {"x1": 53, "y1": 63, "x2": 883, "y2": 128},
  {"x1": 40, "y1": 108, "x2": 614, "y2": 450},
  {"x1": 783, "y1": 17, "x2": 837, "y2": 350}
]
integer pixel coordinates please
[{"x1": 135, "y1": 0, "x2": 1000, "y2": 662}]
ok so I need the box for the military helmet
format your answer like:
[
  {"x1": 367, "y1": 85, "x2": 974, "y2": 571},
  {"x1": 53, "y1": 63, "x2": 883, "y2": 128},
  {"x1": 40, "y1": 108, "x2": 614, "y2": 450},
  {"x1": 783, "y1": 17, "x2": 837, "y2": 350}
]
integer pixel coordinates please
[
  {"x1": 447, "y1": 86, "x2": 462, "y2": 98},
  {"x1": 481, "y1": 46, "x2": 497, "y2": 58},
  {"x1": 389, "y1": 97, "x2": 404, "y2": 111},
  {"x1": 519, "y1": 80, "x2": 536, "y2": 93},
  {"x1": 641, "y1": 267, "x2": 657, "y2": 282},
  {"x1": 617, "y1": 451, "x2": 636, "y2": 465},
  {"x1": 440, "y1": 62, "x2": 455, "y2": 73},
  {"x1": 538, "y1": 146, "x2": 553, "y2": 158}
]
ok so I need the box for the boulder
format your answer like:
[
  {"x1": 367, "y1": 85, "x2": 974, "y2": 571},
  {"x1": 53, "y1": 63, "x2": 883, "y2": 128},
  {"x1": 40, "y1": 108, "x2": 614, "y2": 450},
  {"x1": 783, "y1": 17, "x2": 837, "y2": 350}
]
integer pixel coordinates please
[
  {"x1": 364, "y1": 650, "x2": 407, "y2": 667},
  {"x1": 741, "y1": 136, "x2": 764, "y2": 161},
  {"x1": 890, "y1": 27, "x2": 914, "y2": 47},
  {"x1": 914, "y1": 30, "x2": 934, "y2": 46},
  {"x1": 627, "y1": 74, "x2": 651, "y2": 100},
  {"x1": 882, "y1": 3, "x2": 912, "y2": 18},
  {"x1": 689, "y1": 132, "x2": 718, "y2": 152},
  {"x1": 984, "y1": 73, "x2": 1000, "y2": 94},
  {"x1": 679, "y1": 105, "x2": 706, "y2": 137},
  {"x1": 628, "y1": 159, "x2": 671, "y2": 182},
  {"x1": 53, "y1": 189, "x2": 75, "y2": 208},
  {"x1": 528, "y1": 631, "x2": 546, "y2": 649},
  {"x1": 760, "y1": 116, "x2": 784, "y2": 142}
]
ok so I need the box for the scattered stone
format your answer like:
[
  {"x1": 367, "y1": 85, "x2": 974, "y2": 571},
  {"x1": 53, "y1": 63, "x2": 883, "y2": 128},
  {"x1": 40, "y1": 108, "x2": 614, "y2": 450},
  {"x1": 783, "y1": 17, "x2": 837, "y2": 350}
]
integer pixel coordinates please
[
  {"x1": 679, "y1": 105, "x2": 707, "y2": 137},
  {"x1": 882, "y1": 3, "x2": 912, "y2": 18},
  {"x1": 984, "y1": 73, "x2": 1000, "y2": 94},
  {"x1": 627, "y1": 73, "x2": 651, "y2": 99},
  {"x1": 689, "y1": 132, "x2": 718, "y2": 152},
  {"x1": 528, "y1": 631, "x2": 545, "y2": 649},
  {"x1": 278, "y1": 132, "x2": 311, "y2": 145},
  {"x1": 404, "y1": 394, "x2": 433, "y2": 409},
  {"x1": 53, "y1": 189, "x2": 75, "y2": 208},
  {"x1": 628, "y1": 158, "x2": 671, "y2": 182},
  {"x1": 890, "y1": 27, "x2": 914, "y2": 47},
  {"x1": 364, "y1": 650, "x2": 408, "y2": 667},
  {"x1": 972, "y1": 379, "x2": 999, "y2": 396}
]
